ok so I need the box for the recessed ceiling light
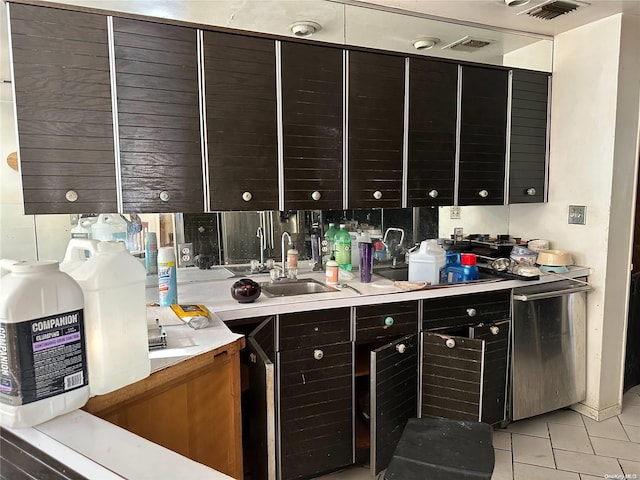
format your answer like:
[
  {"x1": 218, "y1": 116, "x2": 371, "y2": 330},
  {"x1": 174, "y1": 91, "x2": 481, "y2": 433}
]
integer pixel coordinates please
[
  {"x1": 504, "y1": 0, "x2": 531, "y2": 6},
  {"x1": 289, "y1": 21, "x2": 322, "y2": 38},
  {"x1": 413, "y1": 37, "x2": 440, "y2": 50}
]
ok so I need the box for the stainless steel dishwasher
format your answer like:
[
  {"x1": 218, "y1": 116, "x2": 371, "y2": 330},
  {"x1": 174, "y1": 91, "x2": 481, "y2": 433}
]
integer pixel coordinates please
[{"x1": 511, "y1": 279, "x2": 591, "y2": 421}]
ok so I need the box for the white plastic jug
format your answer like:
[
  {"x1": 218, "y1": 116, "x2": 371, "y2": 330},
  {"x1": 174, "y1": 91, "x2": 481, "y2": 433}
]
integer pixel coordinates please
[
  {"x1": 0, "y1": 260, "x2": 90, "y2": 428},
  {"x1": 90, "y1": 214, "x2": 127, "y2": 243},
  {"x1": 408, "y1": 239, "x2": 446, "y2": 285},
  {"x1": 61, "y1": 239, "x2": 150, "y2": 396}
]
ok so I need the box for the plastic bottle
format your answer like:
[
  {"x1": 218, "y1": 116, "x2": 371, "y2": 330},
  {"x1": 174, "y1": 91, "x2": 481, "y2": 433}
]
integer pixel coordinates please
[
  {"x1": 158, "y1": 246, "x2": 178, "y2": 306},
  {"x1": 408, "y1": 240, "x2": 446, "y2": 285},
  {"x1": 334, "y1": 224, "x2": 352, "y2": 270},
  {"x1": 325, "y1": 256, "x2": 339, "y2": 285},
  {"x1": 90, "y1": 214, "x2": 127, "y2": 243},
  {"x1": 60, "y1": 239, "x2": 150, "y2": 396},
  {"x1": 0, "y1": 260, "x2": 90, "y2": 428},
  {"x1": 440, "y1": 252, "x2": 479, "y2": 284},
  {"x1": 322, "y1": 223, "x2": 338, "y2": 265},
  {"x1": 145, "y1": 232, "x2": 158, "y2": 275}
]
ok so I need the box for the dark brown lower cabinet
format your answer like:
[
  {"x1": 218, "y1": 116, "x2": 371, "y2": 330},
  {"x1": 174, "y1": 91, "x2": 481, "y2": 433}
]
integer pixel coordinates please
[
  {"x1": 422, "y1": 319, "x2": 511, "y2": 424},
  {"x1": 370, "y1": 334, "x2": 418, "y2": 476},
  {"x1": 244, "y1": 295, "x2": 511, "y2": 479},
  {"x1": 278, "y1": 342, "x2": 353, "y2": 479}
]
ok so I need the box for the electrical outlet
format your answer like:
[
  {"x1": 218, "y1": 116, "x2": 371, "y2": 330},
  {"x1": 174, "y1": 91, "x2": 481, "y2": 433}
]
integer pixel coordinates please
[
  {"x1": 450, "y1": 206, "x2": 461, "y2": 220},
  {"x1": 568, "y1": 205, "x2": 587, "y2": 225}
]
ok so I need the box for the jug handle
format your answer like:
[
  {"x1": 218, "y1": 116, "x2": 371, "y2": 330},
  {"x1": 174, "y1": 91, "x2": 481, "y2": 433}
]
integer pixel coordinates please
[
  {"x1": 0, "y1": 259, "x2": 18, "y2": 276},
  {"x1": 63, "y1": 238, "x2": 99, "y2": 263}
]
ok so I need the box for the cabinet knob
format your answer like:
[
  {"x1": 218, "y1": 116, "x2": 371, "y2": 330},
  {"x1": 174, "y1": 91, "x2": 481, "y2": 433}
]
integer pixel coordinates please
[
  {"x1": 65, "y1": 190, "x2": 78, "y2": 202},
  {"x1": 396, "y1": 343, "x2": 406, "y2": 354},
  {"x1": 526, "y1": 188, "x2": 536, "y2": 196},
  {"x1": 242, "y1": 191, "x2": 252, "y2": 202},
  {"x1": 478, "y1": 190, "x2": 489, "y2": 198},
  {"x1": 445, "y1": 338, "x2": 456, "y2": 349},
  {"x1": 311, "y1": 191, "x2": 321, "y2": 201},
  {"x1": 490, "y1": 325, "x2": 500, "y2": 335},
  {"x1": 428, "y1": 189, "x2": 438, "y2": 198},
  {"x1": 373, "y1": 190, "x2": 383, "y2": 200},
  {"x1": 313, "y1": 349, "x2": 324, "y2": 360},
  {"x1": 384, "y1": 316, "x2": 394, "y2": 326},
  {"x1": 466, "y1": 308, "x2": 477, "y2": 317},
  {"x1": 159, "y1": 191, "x2": 170, "y2": 202}
]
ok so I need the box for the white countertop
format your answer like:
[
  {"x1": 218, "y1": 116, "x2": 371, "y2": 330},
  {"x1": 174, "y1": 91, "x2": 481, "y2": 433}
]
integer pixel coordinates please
[
  {"x1": 146, "y1": 264, "x2": 591, "y2": 322},
  {"x1": 7, "y1": 263, "x2": 590, "y2": 479}
]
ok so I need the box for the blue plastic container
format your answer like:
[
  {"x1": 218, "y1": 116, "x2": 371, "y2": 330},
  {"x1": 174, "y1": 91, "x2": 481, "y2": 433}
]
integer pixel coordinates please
[{"x1": 440, "y1": 252, "x2": 479, "y2": 284}]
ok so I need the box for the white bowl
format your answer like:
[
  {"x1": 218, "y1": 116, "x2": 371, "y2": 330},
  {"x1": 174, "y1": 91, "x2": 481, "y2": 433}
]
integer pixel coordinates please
[{"x1": 536, "y1": 249, "x2": 573, "y2": 266}]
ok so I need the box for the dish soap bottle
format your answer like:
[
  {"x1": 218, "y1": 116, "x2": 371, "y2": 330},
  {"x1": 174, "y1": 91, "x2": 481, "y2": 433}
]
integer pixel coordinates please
[
  {"x1": 325, "y1": 255, "x2": 339, "y2": 285},
  {"x1": 334, "y1": 224, "x2": 352, "y2": 271}
]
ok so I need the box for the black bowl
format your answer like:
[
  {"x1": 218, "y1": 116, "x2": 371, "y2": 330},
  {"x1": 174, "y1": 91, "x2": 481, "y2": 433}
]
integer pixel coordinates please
[{"x1": 230, "y1": 278, "x2": 261, "y2": 303}]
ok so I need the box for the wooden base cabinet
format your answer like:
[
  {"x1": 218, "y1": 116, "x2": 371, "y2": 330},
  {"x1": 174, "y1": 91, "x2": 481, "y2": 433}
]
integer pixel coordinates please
[{"x1": 84, "y1": 338, "x2": 245, "y2": 479}]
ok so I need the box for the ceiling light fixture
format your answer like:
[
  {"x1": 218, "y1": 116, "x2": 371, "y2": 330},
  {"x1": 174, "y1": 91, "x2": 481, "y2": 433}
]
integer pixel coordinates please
[
  {"x1": 412, "y1": 37, "x2": 440, "y2": 50},
  {"x1": 504, "y1": 0, "x2": 531, "y2": 6},
  {"x1": 289, "y1": 21, "x2": 322, "y2": 38}
]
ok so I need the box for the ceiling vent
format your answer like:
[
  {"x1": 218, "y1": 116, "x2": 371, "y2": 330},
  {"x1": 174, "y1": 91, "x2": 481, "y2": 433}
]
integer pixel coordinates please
[
  {"x1": 519, "y1": 0, "x2": 588, "y2": 20},
  {"x1": 441, "y1": 36, "x2": 493, "y2": 52}
]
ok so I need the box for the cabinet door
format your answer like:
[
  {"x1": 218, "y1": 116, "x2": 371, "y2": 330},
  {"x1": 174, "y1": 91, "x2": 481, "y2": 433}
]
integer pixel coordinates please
[
  {"x1": 281, "y1": 42, "x2": 343, "y2": 210},
  {"x1": 248, "y1": 318, "x2": 276, "y2": 480},
  {"x1": 407, "y1": 58, "x2": 458, "y2": 207},
  {"x1": 9, "y1": 4, "x2": 116, "y2": 214},
  {"x1": 277, "y1": 342, "x2": 353, "y2": 480},
  {"x1": 203, "y1": 32, "x2": 278, "y2": 211},
  {"x1": 458, "y1": 66, "x2": 508, "y2": 206},
  {"x1": 422, "y1": 331, "x2": 484, "y2": 422},
  {"x1": 113, "y1": 18, "x2": 203, "y2": 213},
  {"x1": 348, "y1": 51, "x2": 404, "y2": 209},
  {"x1": 470, "y1": 320, "x2": 511, "y2": 425},
  {"x1": 508, "y1": 70, "x2": 549, "y2": 204},
  {"x1": 370, "y1": 334, "x2": 418, "y2": 476}
]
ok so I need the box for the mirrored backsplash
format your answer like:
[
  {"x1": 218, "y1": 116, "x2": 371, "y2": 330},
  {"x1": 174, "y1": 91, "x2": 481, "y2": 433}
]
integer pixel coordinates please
[{"x1": 17, "y1": 206, "x2": 509, "y2": 265}]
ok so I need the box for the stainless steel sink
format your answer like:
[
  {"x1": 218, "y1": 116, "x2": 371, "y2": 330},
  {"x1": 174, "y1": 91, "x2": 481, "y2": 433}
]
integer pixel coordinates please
[{"x1": 259, "y1": 278, "x2": 338, "y2": 297}]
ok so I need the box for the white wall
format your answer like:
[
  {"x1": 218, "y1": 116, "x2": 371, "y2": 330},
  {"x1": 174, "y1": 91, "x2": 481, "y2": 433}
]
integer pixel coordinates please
[{"x1": 509, "y1": 13, "x2": 640, "y2": 419}]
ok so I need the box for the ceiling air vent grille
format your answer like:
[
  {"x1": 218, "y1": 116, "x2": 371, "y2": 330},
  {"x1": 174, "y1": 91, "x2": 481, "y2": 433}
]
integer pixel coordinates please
[
  {"x1": 521, "y1": 0, "x2": 587, "y2": 20},
  {"x1": 441, "y1": 36, "x2": 493, "y2": 52}
]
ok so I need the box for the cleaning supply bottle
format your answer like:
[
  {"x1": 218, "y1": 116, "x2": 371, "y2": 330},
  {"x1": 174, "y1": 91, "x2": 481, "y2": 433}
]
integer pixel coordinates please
[
  {"x1": 0, "y1": 260, "x2": 90, "y2": 427},
  {"x1": 145, "y1": 232, "x2": 158, "y2": 275},
  {"x1": 408, "y1": 239, "x2": 446, "y2": 285},
  {"x1": 325, "y1": 255, "x2": 339, "y2": 285},
  {"x1": 322, "y1": 223, "x2": 338, "y2": 266},
  {"x1": 60, "y1": 239, "x2": 150, "y2": 396},
  {"x1": 440, "y1": 252, "x2": 479, "y2": 283},
  {"x1": 334, "y1": 224, "x2": 352, "y2": 271},
  {"x1": 158, "y1": 246, "x2": 177, "y2": 306}
]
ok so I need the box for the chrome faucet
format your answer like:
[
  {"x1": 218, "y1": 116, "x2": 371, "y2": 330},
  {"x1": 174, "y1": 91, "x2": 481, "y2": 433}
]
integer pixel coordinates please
[
  {"x1": 280, "y1": 231, "x2": 293, "y2": 279},
  {"x1": 383, "y1": 227, "x2": 406, "y2": 265},
  {"x1": 256, "y1": 227, "x2": 266, "y2": 267}
]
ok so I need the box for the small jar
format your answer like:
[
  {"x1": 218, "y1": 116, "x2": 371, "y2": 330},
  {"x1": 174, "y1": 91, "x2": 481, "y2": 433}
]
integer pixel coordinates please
[{"x1": 287, "y1": 249, "x2": 299, "y2": 269}]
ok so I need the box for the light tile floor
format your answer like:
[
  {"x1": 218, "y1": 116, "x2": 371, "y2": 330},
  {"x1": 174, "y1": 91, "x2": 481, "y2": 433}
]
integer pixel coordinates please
[{"x1": 316, "y1": 384, "x2": 640, "y2": 480}]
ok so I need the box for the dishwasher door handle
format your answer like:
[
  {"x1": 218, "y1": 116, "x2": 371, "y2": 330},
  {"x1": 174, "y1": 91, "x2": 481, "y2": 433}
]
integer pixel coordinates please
[{"x1": 513, "y1": 284, "x2": 592, "y2": 301}]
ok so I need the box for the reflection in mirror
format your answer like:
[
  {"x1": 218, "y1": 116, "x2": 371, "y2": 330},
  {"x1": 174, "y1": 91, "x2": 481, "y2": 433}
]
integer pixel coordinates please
[
  {"x1": 438, "y1": 205, "x2": 510, "y2": 239},
  {"x1": 25, "y1": 207, "x2": 509, "y2": 270}
]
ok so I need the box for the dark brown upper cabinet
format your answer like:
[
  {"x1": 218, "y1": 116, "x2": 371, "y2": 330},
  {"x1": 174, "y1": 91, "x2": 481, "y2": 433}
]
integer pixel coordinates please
[
  {"x1": 113, "y1": 18, "x2": 203, "y2": 213},
  {"x1": 458, "y1": 66, "x2": 508, "y2": 206},
  {"x1": 9, "y1": 4, "x2": 117, "y2": 214},
  {"x1": 281, "y1": 42, "x2": 344, "y2": 211},
  {"x1": 407, "y1": 58, "x2": 458, "y2": 207},
  {"x1": 203, "y1": 32, "x2": 278, "y2": 211},
  {"x1": 508, "y1": 70, "x2": 549, "y2": 204},
  {"x1": 348, "y1": 51, "x2": 405, "y2": 209}
]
